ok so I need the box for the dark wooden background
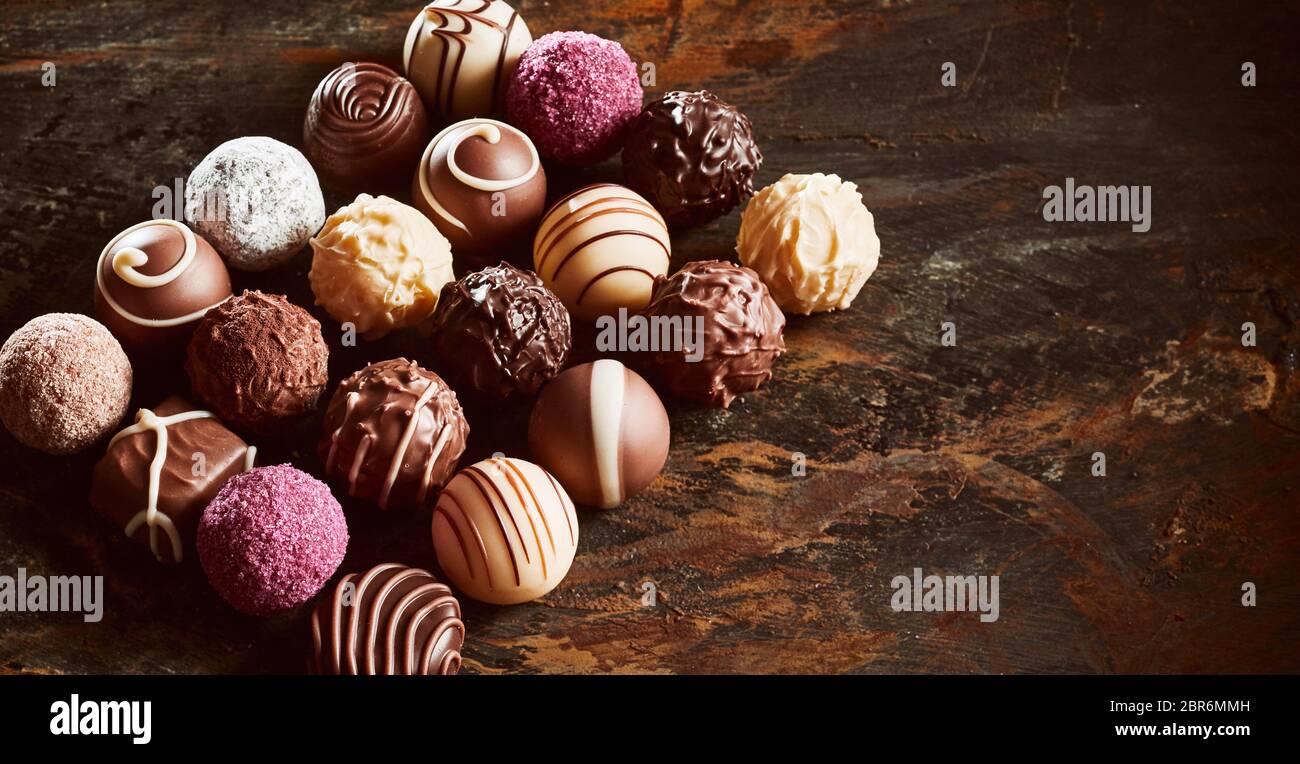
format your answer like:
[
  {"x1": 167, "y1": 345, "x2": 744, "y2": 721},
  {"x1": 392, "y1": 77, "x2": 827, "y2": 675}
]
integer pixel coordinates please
[{"x1": 0, "y1": 0, "x2": 1297, "y2": 674}]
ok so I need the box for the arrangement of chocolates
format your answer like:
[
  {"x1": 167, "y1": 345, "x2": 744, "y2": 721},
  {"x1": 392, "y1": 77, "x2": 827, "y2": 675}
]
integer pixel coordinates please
[{"x1": 0, "y1": 0, "x2": 883, "y2": 674}]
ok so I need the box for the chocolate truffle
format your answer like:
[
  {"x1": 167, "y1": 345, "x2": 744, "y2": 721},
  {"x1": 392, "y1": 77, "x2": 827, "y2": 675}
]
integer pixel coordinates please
[
  {"x1": 184, "y1": 137, "x2": 326, "y2": 271},
  {"x1": 429, "y1": 263, "x2": 571, "y2": 398},
  {"x1": 622, "y1": 90, "x2": 763, "y2": 229},
  {"x1": 0, "y1": 314, "x2": 132, "y2": 455},
  {"x1": 737, "y1": 173, "x2": 881, "y2": 314},
  {"x1": 403, "y1": 0, "x2": 532, "y2": 121},
  {"x1": 412, "y1": 118, "x2": 546, "y2": 264},
  {"x1": 641, "y1": 260, "x2": 786, "y2": 408},
  {"x1": 319, "y1": 359, "x2": 469, "y2": 510},
  {"x1": 310, "y1": 194, "x2": 455, "y2": 340},
  {"x1": 528, "y1": 360, "x2": 669, "y2": 509},
  {"x1": 506, "y1": 31, "x2": 643, "y2": 166},
  {"x1": 310, "y1": 563, "x2": 464, "y2": 675},
  {"x1": 198, "y1": 464, "x2": 348, "y2": 616},
  {"x1": 533, "y1": 184, "x2": 671, "y2": 322},
  {"x1": 93, "y1": 219, "x2": 231, "y2": 354},
  {"x1": 186, "y1": 291, "x2": 329, "y2": 433},
  {"x1": 91, "y1": 396, "x2": 255, "y2": 564},
  {"x1": 303, "y1": 62, "x2": 431, "y2": 194},
  {"x1": 432, "y1": 456, "x2": 578, "y2": 605}
]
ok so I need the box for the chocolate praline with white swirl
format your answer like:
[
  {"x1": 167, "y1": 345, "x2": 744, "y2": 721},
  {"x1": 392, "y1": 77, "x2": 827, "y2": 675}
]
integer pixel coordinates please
[
  {"x1": 310, "y1": 563, "x2": 464, "y2": 675},
  {"x1": 318, "y1": 358, "x2": 469, "y2": 510},
  {"x1": 93, "y1": 219, "x2": 232, "y2": 353},
  {"x1": 428, "y1": 263, "x2": 570, "y2": 398},
  {"x1": 303, "y1": 62, "x2": 431, "y2": 193},
  {"x1": 622, "y1": 90, "x2": 762, "y2": 229},
  {"x1": 640, "y1": 260, "x2": 786, "y2": 408},
  {"x1": 412, "y1": 118, "x2": 545, "y2": 266}
]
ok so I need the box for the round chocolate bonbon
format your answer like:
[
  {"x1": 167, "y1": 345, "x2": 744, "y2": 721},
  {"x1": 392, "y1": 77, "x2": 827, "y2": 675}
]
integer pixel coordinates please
[
  {"x1": 528, "y1": 360, "x2": 669, "y2": 509},
  {"x1": 431, "y1": 456, "x2": 578, "y2": 605},
  {"x1": 318, "y1": 359, "x2": 469, "y2": 510},
  {"x1": 428, "y1": 263, "x2": 571, "y2": 398}
]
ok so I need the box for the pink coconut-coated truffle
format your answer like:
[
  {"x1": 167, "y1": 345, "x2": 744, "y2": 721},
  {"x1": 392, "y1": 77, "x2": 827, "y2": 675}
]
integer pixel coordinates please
[
  {"x1": 198, "y1": 464, "x2": 347, "y2": 616},
  {"x1": 507, "y1": 31, "x2": 644, "y2": 166}
]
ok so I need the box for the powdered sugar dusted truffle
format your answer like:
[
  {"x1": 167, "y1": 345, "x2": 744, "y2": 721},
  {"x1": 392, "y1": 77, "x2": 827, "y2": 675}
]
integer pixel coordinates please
[
  {"x1": 184, "y1": 137, "x2": 326, "y2": 271},
  {"x1": 506, "y1": 31, "x2": 643, "y2": 166},
  {"x1": 198, "y1": 464, "x2": 348, "y2": 616},
  {"x1": 0, "y1": 314, "x2": 132, "y2": 455}
]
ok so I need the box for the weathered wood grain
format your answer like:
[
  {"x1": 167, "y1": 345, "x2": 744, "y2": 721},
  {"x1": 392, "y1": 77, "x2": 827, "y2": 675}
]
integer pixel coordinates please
[{"x1": 0, "y1": 0, "x2": 1296, "y2": 674}]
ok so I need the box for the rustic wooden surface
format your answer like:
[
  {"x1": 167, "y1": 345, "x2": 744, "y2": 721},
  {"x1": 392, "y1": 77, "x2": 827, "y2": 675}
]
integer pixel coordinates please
[{"x1": 0, "y1": 0, "x2": 1297, "y2": 675}]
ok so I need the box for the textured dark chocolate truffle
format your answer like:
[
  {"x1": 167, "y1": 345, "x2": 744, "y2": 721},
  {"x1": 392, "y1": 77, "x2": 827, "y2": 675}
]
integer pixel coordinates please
[
  {"x1": 429, "y1": 263, "x2": 571, "y2": 398},
  {"x1": 91, "y1": 396, "x2": 255, "y2": 564},
  {"x1": 185, "y1": 290, "x2": 329, "y2": 433},
  {"x1": 318, "y1": 358, "x2": 469, "y2": 509},
  {"x1": 622, "y1": 90, "x2": 762, "y2": 229},
  {"x1": 303, "y1": 62, "x2": 431, "y2": 194},
  {"x1": 640, "y1": 260, "x2": 786, "y2": 408},
  {"x1": 528, "y1": 360, "x2": 669, "y2": 509},
  {"x1": 310, "y1": 563, "x2": 464, "y2": 675}
]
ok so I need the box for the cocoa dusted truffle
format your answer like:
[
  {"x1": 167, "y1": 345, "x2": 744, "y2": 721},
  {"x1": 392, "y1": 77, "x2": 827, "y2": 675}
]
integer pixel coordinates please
[
  {"x1": 318, "y1": 359, "x2": 469, "y2": 510},
  {"x1": 310, "y1": 563, "x2": 464, "y2": 675},
  {"x1": 186, "y1": 290, "x2": 329, "y2": 433},
  {"x1": 622, "y1": 90, "x2": 763, "y2": 229},
  {"x1": 429, "y1": 263, "x2": 571, "y2": 398},
  {"x1": 640, "y1": 260, "x2": 786, "y2": 408}
]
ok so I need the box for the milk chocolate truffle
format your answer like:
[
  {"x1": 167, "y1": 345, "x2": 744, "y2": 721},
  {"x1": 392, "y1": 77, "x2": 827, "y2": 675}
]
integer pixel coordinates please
[
  {"x1": 93, "y1": 219, "x2": 232, "y2": 353},
  {"x1": 737, "y1": 173, "x2": 881, "y2": 314},
  {"x1": 528, "y1": 360, "x2": 669, "y2": 509},
  {"x1": 186, "y1": 291, "x2": 329, "y2": 433},
  {"x1": 91, "y1": 397, "x2": 256, "y2": 564},
  {"x1": 533, "y1": 184, "x2": 671, "y2": 322},
  {"x1": 403, "y1": 0, "x2": 532, "y2": 121},
  {"x1": 319, "y1": 359, "x2": 469, "y2": 510},
  {"x1": 310, "y1": 194, "x2": 455, "y2": 340},
  {"x1": 432, "y1": 456, "x2": 578, "y2": 605},
  {"x1": 429, "y1": 263, "x2": 570, "y2": 398},
  {"x1": 0, "y1": 314, "x2": 132, "y2": 455},
  {"x1": 310, "y1": 563, "x2": 464, "y2": 675},
  {"x1": 303, "y1": 62, "x2": 431, "y2": 193},
  {"x1": 184, "y1": 137, "x2": 326, "y2": 271},
  {"x1": 623, "y1": 91, "x2": 763, "y2": 229},
  {"x1": 641, "y1": 260, "x2": 786, "y2": 408},
  {"x1": 412, "y1": 118, "x2": 546, "y2": 264}
]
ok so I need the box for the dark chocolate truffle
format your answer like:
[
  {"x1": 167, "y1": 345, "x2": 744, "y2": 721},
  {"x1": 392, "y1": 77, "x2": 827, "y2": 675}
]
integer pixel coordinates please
[
  {"x1": 186, "y1": 290, "x2": 329, "y2": 433},
  {"x1": 318, "y1": 358, "x2": 469, "y2": 510},
  {"x1": 94, "y1": 219, "x2": 232, "y2": 353},
  {"x1": 528, "y1": 360, "x2": 669, "y2": 509},
  {"x1": 640, "y1": 260, "x2": 786, "y2": 408},
  {"x1": 303, "y1": 62, "x2": 431, "y2": 193},
  {"x1": 0, "y1": 313, "x2": 132, "y2": 455},
  {"x1": 429, "y1": 263, "x2": 571, "y2": 398},
  {"x1": 310, "y1": 563, "x2": 464, "y2": 675},
  {"x1": 412, "y1": 118, "x2": 546, "y2": 266},
  {"x1": 622, "y1": 91, "x2": 763, "y2": 229},
  {"x1": 91, "y1": 396, "x2": 255, "y2": 564}
]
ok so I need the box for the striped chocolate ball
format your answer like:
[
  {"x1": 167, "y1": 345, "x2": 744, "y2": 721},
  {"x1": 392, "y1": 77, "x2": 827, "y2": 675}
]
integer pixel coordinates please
[
  {"x1": 431, "y1": 457, "x2": 577, "y2": 605},
  {"x1": 532, "y1": 184, "x2": 671, "y2": 322},
  {"x1": 528, "y1": 360, "x2": 669, "y2": 509}
]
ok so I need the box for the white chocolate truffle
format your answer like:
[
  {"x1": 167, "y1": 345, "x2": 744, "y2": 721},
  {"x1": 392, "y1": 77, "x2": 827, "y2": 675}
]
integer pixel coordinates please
[
  {"x1": 533, "y1": 184, "x2": 671, "y2": 322},
  {"x1": 309, "y1": 194, "x2": 454, "y2": 340},
  {"x1": 736, "y1": 173, "x2": 880, "y2": 314},
  {"x1": 184, "y1": 137, "x2": 326, "y2": 272},
  {"x1": 403, "y1": 0, "x2": 532, "y2": 121},
  {"x1": 432, "y1": 457, "x2": 578, "y2": 605}
]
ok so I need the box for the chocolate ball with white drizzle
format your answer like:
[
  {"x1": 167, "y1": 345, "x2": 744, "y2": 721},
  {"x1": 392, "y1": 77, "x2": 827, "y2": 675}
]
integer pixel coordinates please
[
  {"x1": 412, "y1": 117, "x2": 546, "y2": 266},
  {"x1": 93, "y1": 219, "x2": 232, "y2": 354}
]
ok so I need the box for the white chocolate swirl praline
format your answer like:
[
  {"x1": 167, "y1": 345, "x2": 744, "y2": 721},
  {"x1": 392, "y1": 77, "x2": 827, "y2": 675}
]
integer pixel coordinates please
[
  {"x1": 403, "y1": 0, "x2": 532, "y2": 120},
  {"x1": 736, "y1": 173, "x2": 881, "y2": 314}
]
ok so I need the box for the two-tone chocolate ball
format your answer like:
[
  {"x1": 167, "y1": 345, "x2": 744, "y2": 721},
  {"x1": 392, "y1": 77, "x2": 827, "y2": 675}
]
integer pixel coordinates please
[{"x1": 528, "y1": 360, "x2": 669, "y2": 509}]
